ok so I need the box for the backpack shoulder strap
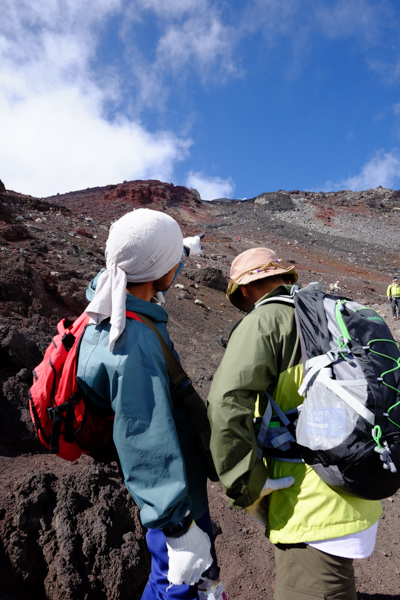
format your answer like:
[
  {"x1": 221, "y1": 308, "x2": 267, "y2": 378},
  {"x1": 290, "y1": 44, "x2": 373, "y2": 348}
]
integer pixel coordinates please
[
  {"x1": 130, "y1": 311, "x2": 188, "y2": 389},
  {"x1": 255, "y1": 293, "x2": 311, "y2": 386},
  {"x1": 131, "y1": 311, "x2": 218, "y2": 481},
  {"x1": 125, "y1": 310, "x2": 143, "y2": 324},
  {"x1": 256, "y1": 295, "x2": 295, "y2": 309}
]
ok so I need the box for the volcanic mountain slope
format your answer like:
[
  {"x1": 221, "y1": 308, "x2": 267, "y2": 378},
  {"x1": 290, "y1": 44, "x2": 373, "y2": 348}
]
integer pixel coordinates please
[
  {"x1": 45, "y1": 181, "x2": 400, "y2": 304},
  {"x1": 0, "y1": 179, "x2": 399, "y2": 600}
]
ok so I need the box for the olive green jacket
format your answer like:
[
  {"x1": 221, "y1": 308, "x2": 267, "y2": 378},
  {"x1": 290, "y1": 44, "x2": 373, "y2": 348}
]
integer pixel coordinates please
[{"x1": 207, "y1": 285, "x2": 382, "y2": 544}]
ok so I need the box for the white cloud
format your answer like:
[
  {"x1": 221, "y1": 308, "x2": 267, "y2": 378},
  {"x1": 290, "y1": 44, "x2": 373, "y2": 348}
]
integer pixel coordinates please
[
  {"x1": 245, "y1": 0, "x2": 386, "y2": 40},
  {"x1": 324, "y1": 151, "x2": 400, "y2": 192},
  {"x1": 242, "y1": 0, "x2": 391, "y2": 80},
  {"x1": 156, "y1": 16, "x2": 237, "y2": 80},
  {"x1": 243, "y1": 0, "x2": 300, "y2": 39},
  {"x1": 0, "y1": 0, "x2": 241, "y2": 195},
  {"x1": 2, "y1": 0, "x2": 122, "y2": 30},
  {"x1": 0, "y1": 0, "x2": 192, "y2": 196},
  {"x1": 314, "y1": 0, "x2": 384, "y2": 41},
  {"x1": 186, "y1": 172, "x2": 235, "y2": 200},
  {"x1": 1, "y1": 86, "x2": 190, "y2": 196},
  {"x1": 124, "y1": 1, "x2": 240, "y2": 107},
  {"x1": 136, "y1": 0, "x2": 200, "y2": 18}
]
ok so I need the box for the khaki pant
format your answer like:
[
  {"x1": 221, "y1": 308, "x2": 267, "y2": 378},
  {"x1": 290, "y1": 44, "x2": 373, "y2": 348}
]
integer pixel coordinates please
[{"x1": 274, "y1": 543, "x2": 357, "y2": 600}]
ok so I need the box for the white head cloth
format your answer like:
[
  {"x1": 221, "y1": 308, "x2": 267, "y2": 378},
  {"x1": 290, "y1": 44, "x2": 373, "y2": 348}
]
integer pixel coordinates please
[{"x1": 86, "y1": 209, "x2": 183, "y2": 351}]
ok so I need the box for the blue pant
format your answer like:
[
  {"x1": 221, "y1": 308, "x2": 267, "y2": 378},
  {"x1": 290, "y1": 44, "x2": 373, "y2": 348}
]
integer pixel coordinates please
[{"x1": 141, "y1": 510, "x2": 217, "y2": 600}]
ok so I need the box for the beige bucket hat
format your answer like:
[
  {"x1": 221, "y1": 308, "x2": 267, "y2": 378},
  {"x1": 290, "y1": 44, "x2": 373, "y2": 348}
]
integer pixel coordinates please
[{"x1": 226, "y1": 247, "x2": 298, "y2": 300}]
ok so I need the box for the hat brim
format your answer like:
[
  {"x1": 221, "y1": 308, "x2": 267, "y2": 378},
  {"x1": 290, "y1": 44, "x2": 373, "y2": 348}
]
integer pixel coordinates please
[{"x1": 227, "y1": 264, "x2": 298, "y2": 299}]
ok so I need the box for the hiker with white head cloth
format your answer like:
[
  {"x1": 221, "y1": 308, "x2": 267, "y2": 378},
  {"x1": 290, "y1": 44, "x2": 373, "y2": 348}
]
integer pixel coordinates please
[{"x1": 77, "y1": 209, "x2": 219, "y2": 599}]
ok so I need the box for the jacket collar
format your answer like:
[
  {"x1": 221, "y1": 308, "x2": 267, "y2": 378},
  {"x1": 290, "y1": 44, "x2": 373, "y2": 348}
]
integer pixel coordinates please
[
  {"x1": 255, "y1": 284, "x2": 293, "y2": 307},
  {"x1": 126, "y1": 293, "x2": 168, "y2": 323}
]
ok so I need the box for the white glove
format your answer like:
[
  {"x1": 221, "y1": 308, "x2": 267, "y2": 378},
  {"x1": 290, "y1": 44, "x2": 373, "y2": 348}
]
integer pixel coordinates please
[
  {"x1": 183, "y1": 236, "x2": 203, "y2": 256},
  {"x1": 262, "y1": 476, "x2": 295, "y2": 495},
  {"x1": 166, "y1": 521, "x2": 213, "y2": 586}
]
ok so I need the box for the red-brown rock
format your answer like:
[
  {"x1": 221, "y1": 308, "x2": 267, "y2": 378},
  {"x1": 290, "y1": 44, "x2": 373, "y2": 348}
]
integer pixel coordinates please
[{"x1": 74, "y1": 227, "x2": 88, "y2": 237}]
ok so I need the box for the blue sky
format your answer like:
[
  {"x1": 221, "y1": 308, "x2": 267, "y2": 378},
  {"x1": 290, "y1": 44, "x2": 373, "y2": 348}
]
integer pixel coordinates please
[{"x1": 1, "y1": 0, "x2": 400, "y2": 199}]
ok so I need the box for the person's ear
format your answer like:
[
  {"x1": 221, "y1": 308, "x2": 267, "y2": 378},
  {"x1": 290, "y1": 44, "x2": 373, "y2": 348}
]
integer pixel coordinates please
[{"x1": 241, "y1": 285, "x2": 251, "y2": 298}]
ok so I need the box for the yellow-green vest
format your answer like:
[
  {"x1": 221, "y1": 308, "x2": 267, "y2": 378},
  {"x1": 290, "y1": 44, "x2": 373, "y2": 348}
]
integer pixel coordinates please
[
  {"x1": 387, "y1": 283, "x2": 400, "y2": 297},
  {"x1": 255, "y1": 364, "x2": 382, "y2": 543}
]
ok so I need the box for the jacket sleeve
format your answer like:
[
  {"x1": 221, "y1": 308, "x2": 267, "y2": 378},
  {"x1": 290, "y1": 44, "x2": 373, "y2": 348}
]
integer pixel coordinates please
[
  {"x1": 111, "y1": 331, "x2": 192, "y2": 530},
  {"x1": 207, "y1": 312, "x2": 281, "y2": 509},
  {"x1": 387, "y1": 285, "x2": 392, "y2": 297}
]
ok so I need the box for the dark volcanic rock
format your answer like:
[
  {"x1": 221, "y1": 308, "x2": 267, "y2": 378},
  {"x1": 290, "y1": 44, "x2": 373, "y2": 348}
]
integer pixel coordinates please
[
  {"x1": 0, "y1": 328, "x2": 44, "y2": 455},
  {"x1": 0, "y1": 256, "x2": 49, "y2": 319},
  {"x1": 186, "y1": 267, "x2": 229, "y2": 292},
  {"x1": 0, "y1": 200, "x2": 12, "y2": 223},
  {"x1": 0, "y1": 223, "x2": 32, "y2": 242},
  {"x1": 253, "y1": 192, "x2": 294, "y2": 211},
  {"x1": 0, "y1": 324, "x2": 42, "y2": 375},
  {"x1": 56, "y1": 279, "x2": 87, "y2": 314},
  {"x1": 0, "y1": 465, "x2": 150, "y2": 599},
  {"x1": 189, "y1": 188, "x2": 201, "y2": 201}
]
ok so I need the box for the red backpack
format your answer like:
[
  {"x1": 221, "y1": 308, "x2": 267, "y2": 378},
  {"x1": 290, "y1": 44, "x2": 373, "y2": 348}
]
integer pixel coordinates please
[{"x1": 29, "y1": 310, "x2": 142, "y2": 462}]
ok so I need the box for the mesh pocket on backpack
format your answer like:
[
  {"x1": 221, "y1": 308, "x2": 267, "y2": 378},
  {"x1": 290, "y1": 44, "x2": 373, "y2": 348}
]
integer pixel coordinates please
[{"x1": 296, "y1": 379, "x2": 368, "y2": 451}]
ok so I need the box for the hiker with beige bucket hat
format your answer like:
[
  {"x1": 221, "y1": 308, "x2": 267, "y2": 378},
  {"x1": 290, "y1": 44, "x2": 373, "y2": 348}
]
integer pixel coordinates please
[{"x1": 208, "y1": 247, "x2": 381, "y2": 600}]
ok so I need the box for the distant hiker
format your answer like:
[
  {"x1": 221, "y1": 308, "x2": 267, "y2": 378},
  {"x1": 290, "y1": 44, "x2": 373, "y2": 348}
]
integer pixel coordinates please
[
  {"x1": 329, "y1": 280, "x2": 341, "y2": 294},
  {"x1": 387, "y1": 276, "x2": 400, "y2": 320},
  {"x1": 77, "y1": 209, "x2": 218, "y2": 599},
  {"x1": 208, "y1": 248, "x2": 382, "y2": 600}
]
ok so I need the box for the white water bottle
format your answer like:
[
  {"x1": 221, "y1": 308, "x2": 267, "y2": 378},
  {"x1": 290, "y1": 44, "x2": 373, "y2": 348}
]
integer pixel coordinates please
[{"x1": 197, "y1": 577, "x2": 227, "y2": 600}]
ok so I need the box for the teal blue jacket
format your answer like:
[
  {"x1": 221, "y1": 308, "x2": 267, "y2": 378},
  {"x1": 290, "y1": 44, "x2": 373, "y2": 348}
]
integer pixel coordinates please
[{"x1": 77, "y1": 275, "x2": 208, "y2": 530}]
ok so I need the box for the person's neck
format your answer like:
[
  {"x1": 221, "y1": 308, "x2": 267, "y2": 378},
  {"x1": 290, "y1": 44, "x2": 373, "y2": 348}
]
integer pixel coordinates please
[
  {"x1": 240, "y1": 279, "x2": 287, "y2": 312},
  {"x1": 126, "y1": 281, "x2": 156, "y2": 302}
]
